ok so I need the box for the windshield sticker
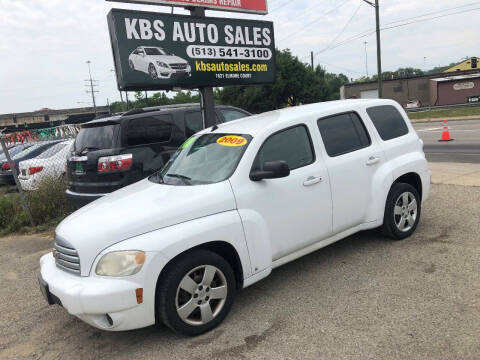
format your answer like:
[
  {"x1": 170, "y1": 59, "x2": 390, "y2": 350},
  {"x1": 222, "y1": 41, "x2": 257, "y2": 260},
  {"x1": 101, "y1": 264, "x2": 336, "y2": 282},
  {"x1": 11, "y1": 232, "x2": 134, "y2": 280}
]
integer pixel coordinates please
[
  {"x1": 181, "y1": 137, "x2": 196, "y2": 149},
  {"x1": 216, "y1": 135, "x2": 248, "y2": 147}
]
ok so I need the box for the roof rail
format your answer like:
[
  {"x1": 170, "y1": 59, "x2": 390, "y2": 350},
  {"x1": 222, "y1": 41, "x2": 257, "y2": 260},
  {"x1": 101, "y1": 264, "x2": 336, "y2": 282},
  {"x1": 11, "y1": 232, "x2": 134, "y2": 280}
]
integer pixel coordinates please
[{"x1": 121, "y1": 103, "x2": 200, "y2": 117}]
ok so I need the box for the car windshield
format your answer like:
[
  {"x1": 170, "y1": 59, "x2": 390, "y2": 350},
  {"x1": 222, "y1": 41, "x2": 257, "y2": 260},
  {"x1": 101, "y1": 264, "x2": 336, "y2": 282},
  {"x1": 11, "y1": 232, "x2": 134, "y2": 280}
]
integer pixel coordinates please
[
  {"x1": 151, "y1": 133, "x2": 252, "y2": 186},
  {"x1": 144, "y1": 47, "x2": 165, "y2": 55},
  {"x1": 74, "y1": 124, "x2": 117, "y2": 153}
]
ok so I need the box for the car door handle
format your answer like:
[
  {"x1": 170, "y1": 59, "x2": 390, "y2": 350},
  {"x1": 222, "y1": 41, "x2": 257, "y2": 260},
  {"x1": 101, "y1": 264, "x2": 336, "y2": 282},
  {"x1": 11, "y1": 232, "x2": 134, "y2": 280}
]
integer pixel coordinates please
[
  {"x1": 303, "y1": 176, "x2": 322, "y2": 186},
  {"x1": 366, "y1": 156, "x2": 380, "y2": 166}
]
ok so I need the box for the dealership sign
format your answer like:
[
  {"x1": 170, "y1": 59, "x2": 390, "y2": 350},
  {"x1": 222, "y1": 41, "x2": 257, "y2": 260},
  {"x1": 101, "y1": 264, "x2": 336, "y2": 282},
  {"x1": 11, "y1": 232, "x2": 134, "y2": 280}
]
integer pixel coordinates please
[
  {"x1": 107, "y1": 9, "x2": 275, "y2": 90},
  {"x1": 106, "y1": 0, "x2": 268, "y2": 15}
]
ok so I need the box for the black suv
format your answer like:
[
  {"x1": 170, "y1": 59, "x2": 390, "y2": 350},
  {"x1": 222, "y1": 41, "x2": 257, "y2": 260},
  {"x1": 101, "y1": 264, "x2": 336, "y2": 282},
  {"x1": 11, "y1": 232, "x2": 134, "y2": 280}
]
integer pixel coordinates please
[{"x1": 66, "y1": 104, "x2": 250, "y2": 205}]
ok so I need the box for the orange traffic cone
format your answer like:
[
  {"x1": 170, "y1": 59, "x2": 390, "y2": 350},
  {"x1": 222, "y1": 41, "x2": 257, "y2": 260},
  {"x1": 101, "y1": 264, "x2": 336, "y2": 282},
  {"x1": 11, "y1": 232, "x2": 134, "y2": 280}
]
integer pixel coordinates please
[{"x1": 439, "y1": 120, "x2": 453, "y2": 142}]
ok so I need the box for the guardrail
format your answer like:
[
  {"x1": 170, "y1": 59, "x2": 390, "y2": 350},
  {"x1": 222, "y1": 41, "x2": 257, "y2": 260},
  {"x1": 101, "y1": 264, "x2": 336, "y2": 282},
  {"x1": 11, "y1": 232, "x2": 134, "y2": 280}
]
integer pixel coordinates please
[{"x1": 405, "y1": 102, "x2": 480, "y2": 113}]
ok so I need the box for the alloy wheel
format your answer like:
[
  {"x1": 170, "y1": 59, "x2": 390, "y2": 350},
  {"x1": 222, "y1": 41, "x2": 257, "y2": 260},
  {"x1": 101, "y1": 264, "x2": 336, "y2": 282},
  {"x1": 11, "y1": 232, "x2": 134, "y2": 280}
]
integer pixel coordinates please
[
  {"x1": 394, "y1": 191, "x2": 417, "y2": 232},
  {"x1": 149, "y1": 64, "x2": 158, "y2": 79},
  {"x1": 175, "y1": 265, "x2": 228, "y2": 326}
]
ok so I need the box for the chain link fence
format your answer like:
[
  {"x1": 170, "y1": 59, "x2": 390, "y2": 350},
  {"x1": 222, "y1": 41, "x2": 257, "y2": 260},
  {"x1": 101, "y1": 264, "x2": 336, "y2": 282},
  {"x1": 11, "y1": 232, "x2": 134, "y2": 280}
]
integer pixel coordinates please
[{"x1": 0, "y1": 125, "x2": 80, "y2": 230}]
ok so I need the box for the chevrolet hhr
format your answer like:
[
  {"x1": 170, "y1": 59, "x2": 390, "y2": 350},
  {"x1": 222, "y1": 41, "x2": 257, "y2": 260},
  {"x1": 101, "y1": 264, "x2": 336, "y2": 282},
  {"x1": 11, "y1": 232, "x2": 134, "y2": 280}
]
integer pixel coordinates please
[{"x1": 39, "y1": 99, "x2": 430, "y2": 335}]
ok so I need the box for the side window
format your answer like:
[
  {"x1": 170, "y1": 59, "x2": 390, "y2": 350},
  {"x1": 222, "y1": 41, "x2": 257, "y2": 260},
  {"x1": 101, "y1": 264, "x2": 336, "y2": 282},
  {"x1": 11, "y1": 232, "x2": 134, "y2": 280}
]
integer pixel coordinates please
[
  {"x1": 184, "y1": 111, "x2": 203, "y2": 138},
  {"x1": 366, "y1": 105, "x2": 409, "y2": 141},
  {"x1": 317, "y1": 112, "x2": 371, "y2": 157},
  {"x1": 127, "y1": 115, "x2": 173, "y2": 146},
  {"x1": 253, "y1": 125, "x2": 314, "y2": 171},
  {"x1": 220, "y1": 109, "x2": 249, "y2": 122}
]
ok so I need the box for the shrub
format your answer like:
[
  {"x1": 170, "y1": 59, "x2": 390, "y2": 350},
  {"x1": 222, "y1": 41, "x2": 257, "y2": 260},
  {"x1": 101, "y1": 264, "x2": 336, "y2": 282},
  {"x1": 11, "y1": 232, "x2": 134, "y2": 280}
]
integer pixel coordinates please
[
  {"x1": 0, "y1": 177, "x2": 74, "y2": 235},
  {"x1": 26, "y1": 176, "x2": 74, "y2": 225}
]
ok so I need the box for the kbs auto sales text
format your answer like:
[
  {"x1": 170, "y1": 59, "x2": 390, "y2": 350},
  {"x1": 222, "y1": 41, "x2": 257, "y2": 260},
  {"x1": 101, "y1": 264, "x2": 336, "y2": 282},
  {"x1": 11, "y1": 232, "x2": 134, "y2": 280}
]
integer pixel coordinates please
[{"x1": 124, "y1": 18, "x2": 272, "y2": 46}]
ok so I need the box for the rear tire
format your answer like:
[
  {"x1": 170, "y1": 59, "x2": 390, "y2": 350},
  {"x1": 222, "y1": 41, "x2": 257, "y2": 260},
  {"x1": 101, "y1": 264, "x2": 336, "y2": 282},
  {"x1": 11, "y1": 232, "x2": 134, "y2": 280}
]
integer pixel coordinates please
[
  {"x1": 157, "y1": 249, "x2": 236, "y2": 336},
  {"x1": 381, "y1": 182, "x2": 421, "y2": 240}
]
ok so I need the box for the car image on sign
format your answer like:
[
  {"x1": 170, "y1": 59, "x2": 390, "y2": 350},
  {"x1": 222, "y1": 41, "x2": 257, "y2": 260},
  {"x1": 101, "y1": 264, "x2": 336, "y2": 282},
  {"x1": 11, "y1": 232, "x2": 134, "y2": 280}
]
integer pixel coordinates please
[{"x1": 128, "y1": 46, "x2": 192, "y2": 80}]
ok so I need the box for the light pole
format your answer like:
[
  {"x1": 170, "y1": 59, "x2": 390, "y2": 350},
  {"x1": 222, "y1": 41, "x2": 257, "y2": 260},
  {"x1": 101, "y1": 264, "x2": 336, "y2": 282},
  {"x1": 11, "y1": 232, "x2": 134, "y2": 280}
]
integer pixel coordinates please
[
  {"x1": 362, "y1": 0, "x2": 382, "y2": 97},
  {"x1": 364, "y1": 41, "x2": 369, "y2": 77}
]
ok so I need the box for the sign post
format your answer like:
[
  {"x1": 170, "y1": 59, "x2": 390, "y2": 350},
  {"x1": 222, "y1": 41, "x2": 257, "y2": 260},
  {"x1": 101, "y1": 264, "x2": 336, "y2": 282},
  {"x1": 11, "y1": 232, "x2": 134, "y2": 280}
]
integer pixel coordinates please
[{"x1": 189, "y1": 6, "x2": 216, "y2": 128}]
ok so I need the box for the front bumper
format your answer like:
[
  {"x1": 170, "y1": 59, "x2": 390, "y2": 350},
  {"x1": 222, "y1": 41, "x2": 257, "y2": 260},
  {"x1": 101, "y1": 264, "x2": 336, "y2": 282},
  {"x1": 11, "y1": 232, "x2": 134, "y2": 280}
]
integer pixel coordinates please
[
  {"x1": 39, "y1": 254, "x2": 154, "y2": 331},
  {"x1": 157, "y1": 66, "x2": 191, "y2": 79}
]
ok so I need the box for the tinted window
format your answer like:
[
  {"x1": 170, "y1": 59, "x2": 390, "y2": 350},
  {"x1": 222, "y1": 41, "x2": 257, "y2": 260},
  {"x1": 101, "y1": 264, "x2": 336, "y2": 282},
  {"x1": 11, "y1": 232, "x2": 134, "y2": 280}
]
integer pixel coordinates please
[
  {"x1": 127, "y1": 115, "x2": 173, "y2": 146},
  {"x1": 221, "y1": 109, "x2": 249, "y2": 122},
  {"x1": 185, "y1": 111, "x2": 203, "y2": 138},
  {"x1": 253, "y1": 125, "x2": 314, "y2": 171},
  {"x1": 75, "y1": 125, "x2": 117, "y2": 152},
  {"x1": 317, "y1": 112, "x2": 371, "y2": 157},
  {"x1": 366, "y1": 105, "x2": 409, "y2": 141}
]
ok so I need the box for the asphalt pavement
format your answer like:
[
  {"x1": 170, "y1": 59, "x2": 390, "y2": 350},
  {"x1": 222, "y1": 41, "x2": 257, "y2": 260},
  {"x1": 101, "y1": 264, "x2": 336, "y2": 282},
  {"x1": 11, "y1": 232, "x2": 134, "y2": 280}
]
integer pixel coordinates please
[
  {"x1": 414, "y1": 119, "x2": 480, "y2": 163},
  {"x1": 1, "y1": 182, "x2": 479, "y2": 360}
]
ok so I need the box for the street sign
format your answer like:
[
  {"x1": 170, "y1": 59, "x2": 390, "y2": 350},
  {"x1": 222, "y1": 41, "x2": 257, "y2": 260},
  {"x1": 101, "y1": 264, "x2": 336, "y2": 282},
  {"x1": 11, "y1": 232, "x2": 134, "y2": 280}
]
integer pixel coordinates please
[
  {"x1": 106, "y1": 0, "x2": 268, "y2": 15},
  {"x1": 107, "y1": 8, "x2": 276, "y2": 91}
]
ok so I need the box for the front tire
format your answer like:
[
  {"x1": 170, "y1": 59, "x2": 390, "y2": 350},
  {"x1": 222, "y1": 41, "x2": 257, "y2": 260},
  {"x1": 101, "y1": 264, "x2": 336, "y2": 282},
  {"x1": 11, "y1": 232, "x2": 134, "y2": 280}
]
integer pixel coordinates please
[
  {"x1": 157, "y1": 249, "x2": 236, "y2": 336},
  {"x1": 148, "y1": 63, "x2": 158, "y2": 79},
  {"x1": 381, "y1": 182, "x2": 421, "y2": 240}
]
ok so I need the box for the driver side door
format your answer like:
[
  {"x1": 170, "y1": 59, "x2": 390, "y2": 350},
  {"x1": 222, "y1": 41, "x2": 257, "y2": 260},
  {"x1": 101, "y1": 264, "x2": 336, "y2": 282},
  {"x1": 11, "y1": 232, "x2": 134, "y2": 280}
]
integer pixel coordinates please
[{"x1": 232, "y1": 124, "x2": 333, "y2": 263}]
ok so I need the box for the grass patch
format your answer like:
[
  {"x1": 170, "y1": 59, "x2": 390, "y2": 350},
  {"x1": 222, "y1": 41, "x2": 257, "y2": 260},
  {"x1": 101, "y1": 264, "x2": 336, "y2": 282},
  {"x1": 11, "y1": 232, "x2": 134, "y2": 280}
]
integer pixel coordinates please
[
  {"x1": 0, "y1": 177, "x2": 74, "y2": 235},
  {"x1": 408, "y1": 106, "x2": 480, "y2": 120}
]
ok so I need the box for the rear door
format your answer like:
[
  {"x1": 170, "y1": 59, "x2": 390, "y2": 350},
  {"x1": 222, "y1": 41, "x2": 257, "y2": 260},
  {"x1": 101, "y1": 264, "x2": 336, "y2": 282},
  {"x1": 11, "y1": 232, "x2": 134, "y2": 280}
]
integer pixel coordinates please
[{"x1": 316, "y1": 111, "x2": 386, "y2": 233}]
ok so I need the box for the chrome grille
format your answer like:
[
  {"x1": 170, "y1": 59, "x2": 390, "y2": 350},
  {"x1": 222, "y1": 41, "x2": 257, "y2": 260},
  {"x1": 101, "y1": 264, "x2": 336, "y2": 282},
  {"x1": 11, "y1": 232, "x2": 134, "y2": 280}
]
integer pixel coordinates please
[
  {"x1": 54, "y1": 236, "x2": 80, "y2": 275},
  {"x1": 170, "y1": 63, "x2": 188, "y2": 70}
]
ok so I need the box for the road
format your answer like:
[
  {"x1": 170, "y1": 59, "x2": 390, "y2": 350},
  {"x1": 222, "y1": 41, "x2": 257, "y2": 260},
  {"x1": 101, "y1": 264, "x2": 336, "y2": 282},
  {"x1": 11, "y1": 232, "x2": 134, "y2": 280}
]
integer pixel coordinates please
[
  {"x1": 414, "y1": 119, "x2": 480, "y2": 163},
  {"x1": 1, "y1": 183, "x2": 479, "y2": 360}
]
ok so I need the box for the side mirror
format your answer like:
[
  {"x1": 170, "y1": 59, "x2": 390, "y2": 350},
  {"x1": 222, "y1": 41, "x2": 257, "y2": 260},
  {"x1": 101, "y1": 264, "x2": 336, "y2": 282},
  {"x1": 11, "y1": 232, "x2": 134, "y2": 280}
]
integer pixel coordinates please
[{"x1": 250, "y1": 160, "x2": 290, "y2": 181}]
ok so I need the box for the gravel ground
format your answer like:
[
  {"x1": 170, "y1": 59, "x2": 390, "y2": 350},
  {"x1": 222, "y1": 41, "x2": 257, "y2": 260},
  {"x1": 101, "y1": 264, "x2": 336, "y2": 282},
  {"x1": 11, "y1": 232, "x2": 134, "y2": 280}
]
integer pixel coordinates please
[{"x1": 0, "y1": 183, "x2": 479, "y2": 360}]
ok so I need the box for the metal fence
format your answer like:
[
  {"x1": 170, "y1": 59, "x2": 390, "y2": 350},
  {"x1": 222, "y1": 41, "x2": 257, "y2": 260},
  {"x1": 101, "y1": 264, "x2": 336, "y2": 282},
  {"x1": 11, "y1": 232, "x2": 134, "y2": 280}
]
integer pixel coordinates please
[{"x1": 0, "y1": 125, "x2": 80, "y2": 226}]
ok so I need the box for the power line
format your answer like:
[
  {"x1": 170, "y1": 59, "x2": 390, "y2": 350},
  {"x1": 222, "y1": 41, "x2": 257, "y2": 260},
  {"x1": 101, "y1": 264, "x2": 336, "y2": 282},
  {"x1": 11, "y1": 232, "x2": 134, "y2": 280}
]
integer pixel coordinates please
[
  {"x1": 278, "y1": 0, "x2": 351, "y2": 42},
  {"x1": 311, "y1": 5, "x2": 480, "y2": 57},
  {"x1": 322, "y1": 3, "x2": 363, "y2": 53}
]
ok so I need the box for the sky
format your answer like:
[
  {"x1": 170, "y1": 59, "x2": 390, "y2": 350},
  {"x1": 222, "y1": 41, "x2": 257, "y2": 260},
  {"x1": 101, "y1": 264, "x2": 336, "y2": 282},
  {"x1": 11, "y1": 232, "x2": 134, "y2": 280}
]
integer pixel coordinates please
[{"x1": 0, "y1": 0, "x2": 478, "y2": 113}]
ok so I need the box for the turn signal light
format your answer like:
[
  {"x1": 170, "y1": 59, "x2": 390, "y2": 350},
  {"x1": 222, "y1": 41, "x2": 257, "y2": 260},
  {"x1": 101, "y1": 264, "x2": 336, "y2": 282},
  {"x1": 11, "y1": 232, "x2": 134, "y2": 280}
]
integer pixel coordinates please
[
  {"x1": 29, "y1": 166, "x2": 44, "y2": 175},
  {"x1": 135, "y1": 288, "x2": 143, "y2": 304},
  {"x1": 98, "y1": 154, "x2": 132, "y2": 173}
]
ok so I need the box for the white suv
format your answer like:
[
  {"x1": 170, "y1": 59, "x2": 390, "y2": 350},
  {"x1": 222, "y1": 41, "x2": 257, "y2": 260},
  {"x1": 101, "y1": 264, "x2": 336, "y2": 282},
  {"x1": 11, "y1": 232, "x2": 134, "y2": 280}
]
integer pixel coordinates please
[{"x1": 38, "y1": 99, "x2": 430, "y2": 336}]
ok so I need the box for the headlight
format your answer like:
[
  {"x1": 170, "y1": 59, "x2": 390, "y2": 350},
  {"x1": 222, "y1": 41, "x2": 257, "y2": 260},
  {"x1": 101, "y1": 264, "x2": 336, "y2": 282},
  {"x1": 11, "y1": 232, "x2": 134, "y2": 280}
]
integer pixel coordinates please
[
  {"x1": 95, "y1": 250, "x2": 146, "y2": 277},
  {"x1": 156, "y1": 61, "x2": 169, "y2": 68}
]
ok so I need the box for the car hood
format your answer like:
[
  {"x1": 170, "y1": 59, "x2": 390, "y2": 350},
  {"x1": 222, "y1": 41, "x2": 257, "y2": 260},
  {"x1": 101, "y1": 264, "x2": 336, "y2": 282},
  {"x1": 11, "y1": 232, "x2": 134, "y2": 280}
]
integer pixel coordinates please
[
  {"x1": 55, "y1": 178, "x2": 236, "y2": 276},
  {"x1": 148, "y1": 55, "x2": 188, "y2": 64}
]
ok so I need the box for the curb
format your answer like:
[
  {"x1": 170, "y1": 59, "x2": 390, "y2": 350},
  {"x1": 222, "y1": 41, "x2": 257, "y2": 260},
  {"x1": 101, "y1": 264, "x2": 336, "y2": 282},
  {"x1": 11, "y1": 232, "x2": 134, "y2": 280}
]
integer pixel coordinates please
[{"x1": 410, "y1": 115, "x2": 480, "y2": 124}]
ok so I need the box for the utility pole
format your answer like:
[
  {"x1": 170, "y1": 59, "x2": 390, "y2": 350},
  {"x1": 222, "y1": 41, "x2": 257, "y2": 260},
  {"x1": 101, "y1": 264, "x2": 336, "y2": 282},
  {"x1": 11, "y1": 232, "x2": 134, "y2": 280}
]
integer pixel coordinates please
[
  {"x1": 364, "y1": 41, "x2": 369, "y2": 77},
  {"x1": 85, "y1": 60, "x2": 99, "y2": 115},
  {"x1": 311, "y1": 51, "x2": 314, "y2": 69},
  {"x1": 189, "y1": 6, "x2": 216, "y2": 129},
  {"x1": 362, "y1": 0, "x2": 382, "y2": 97}
]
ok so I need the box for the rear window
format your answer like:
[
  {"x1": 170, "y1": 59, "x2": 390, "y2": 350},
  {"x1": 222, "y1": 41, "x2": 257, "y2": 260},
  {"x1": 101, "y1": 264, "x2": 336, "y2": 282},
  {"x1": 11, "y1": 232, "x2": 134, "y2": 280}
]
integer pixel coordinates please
[
  {"x1": 317, "y1": 112, "x2": 371, "y2": 157},
  {"x1": 36, "y1": 142, "x2": 69, "y2": 159},
  {"x1": 75, "y1": 125, "x2": 117, "y2": 152},
  {"x1": 366, "y1": 105, "x2": 409, "y2": 141},
  {"x1": 127, "y1": 115, "x2": 173, "y2": 146}
]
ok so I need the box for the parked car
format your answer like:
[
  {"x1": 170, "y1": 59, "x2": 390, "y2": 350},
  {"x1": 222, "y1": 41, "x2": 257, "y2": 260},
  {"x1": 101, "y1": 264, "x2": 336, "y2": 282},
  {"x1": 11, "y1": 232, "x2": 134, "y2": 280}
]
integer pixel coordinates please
[
  {"x1": 39, "y1": 99, "x2": 430, "y2": 336},
  {"x1": 128, "y1": 46, "x2": 191, "y2": 80},
  {"x1": 18, "y1": 140, "x2": 74, "y2": 190},
  {"x1": 0, "y1": 141, "x2": 61, "y2": 185},
  {"x1": 66, "y1": 104, "x2": 251, "y2": 206},
  {"x1": 0, "y1": 143, "x2": 34, "y2": 163},
  {"x1": 405, "y1": 99, "x2": 422, "y2": 108}
]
